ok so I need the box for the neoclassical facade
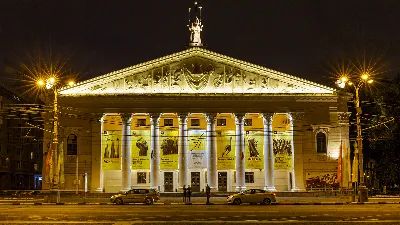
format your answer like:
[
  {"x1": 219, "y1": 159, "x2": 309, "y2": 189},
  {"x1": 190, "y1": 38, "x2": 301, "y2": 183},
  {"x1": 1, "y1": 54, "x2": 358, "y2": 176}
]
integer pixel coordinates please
[{"x1": 41, "y1": 47, "x2": 351, "y2": 193}]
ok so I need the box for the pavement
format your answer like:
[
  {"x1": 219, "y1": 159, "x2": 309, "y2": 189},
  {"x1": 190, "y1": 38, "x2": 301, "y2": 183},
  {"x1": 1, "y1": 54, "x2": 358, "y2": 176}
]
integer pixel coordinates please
[
  {"x1": 1, "y1": 204, "x2": 400, "y2": 224},
  {"x1": 0, "y1": 196, "x2": 400, "y2": 205}
]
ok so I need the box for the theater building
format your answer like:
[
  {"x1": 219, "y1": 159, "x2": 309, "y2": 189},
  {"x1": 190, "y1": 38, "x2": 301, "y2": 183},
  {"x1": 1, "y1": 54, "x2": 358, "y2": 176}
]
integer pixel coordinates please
[{"x1": 41, "y1": 2, "x2": 351, "y2": 193}]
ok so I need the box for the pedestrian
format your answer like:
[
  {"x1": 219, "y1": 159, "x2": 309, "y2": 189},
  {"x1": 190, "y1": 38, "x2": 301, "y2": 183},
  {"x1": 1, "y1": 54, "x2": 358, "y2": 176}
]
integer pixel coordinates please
[
  {"x1": 187, "y1": 185, "x2": 192, "y2": 203},
  {"x1": 206, "y1": 184, "x2": 211, "y2": 204},
  {"x1": 183, "y1": 185, "x2": 187, "y2": 203}
]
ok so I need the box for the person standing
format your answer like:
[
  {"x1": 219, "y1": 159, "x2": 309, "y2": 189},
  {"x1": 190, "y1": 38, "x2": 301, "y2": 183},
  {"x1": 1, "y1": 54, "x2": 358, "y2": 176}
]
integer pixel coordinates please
[
  {"x1": 187, "y1": 185, "x2": 192, "y2": 203},
  {"x1": 206, "y1": 184, "x2": 211, "y2": 204},
  {"x1": 183, "y1": 185, "x2": 187, "y2": 203}
]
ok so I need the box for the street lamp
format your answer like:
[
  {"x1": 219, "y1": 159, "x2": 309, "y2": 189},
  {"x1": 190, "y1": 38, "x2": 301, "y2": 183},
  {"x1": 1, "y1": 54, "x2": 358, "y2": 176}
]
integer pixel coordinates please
[
  {"x1": 37, "y1": 77, "x2": 75, "y2": 189},
  {"x1": 336, "y1": 73, "x2": 373, "y2": 202}
]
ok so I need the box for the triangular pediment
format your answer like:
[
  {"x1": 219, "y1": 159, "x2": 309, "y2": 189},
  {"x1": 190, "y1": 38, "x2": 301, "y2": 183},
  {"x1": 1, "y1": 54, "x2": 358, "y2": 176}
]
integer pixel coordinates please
[{"x1": 60, "y1": 47, "x2": 335, "y2": 96}]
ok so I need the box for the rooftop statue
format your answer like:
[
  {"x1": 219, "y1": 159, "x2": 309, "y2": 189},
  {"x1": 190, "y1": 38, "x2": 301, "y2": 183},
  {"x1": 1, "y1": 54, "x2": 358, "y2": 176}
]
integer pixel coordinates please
[{"x1": 189, "y1": 17, "x2": 203, "y2": 45}]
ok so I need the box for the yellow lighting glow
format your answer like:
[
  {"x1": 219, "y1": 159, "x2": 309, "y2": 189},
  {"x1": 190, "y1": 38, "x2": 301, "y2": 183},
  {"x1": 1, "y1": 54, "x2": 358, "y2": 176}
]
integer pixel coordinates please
[
  {"x1": 37, "y1": 80, "x2": 45, "y2": 86},
  {"x1": 49, "y1": 77, "x2": 56, "y2": 83},
  {"x1": 340, "y1": 77, "x2": 348, "y2": 82},
  {"x1": 348, "y1": 81, "x2": 353, "y2": 85},
  {"x1": 367, "y1": 79, "x2": 373, "y2": 84},
  {"x1": 68, "y1": 81, "x2": 75, "y2": 87},
  {"x1": 361, "y1": 74, "x2": 369, "y2": 80}
]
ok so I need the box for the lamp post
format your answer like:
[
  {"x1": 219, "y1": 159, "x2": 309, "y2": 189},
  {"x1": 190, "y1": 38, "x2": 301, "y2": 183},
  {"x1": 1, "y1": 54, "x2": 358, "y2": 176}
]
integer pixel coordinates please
[
  {"x1": 336, "y1": 74, "x2": 373, "y2": 202},
  {"x1": 37, "y1": 77, "x2": 75, "y2": 189}
]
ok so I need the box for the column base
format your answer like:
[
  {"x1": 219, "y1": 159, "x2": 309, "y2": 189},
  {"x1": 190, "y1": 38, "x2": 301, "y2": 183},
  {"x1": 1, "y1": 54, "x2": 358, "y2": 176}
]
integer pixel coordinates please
[
  {"x1": 264, "y1": 187, "x2": 277, "y2": 192},
  {"x1": 291, "y1": 188, "x2": 306, "y2": 192},
  {"x1": 210, "y1": 187, "x2": 218, "y2": 192},
  {"x1": 94, "y1": 188, "x2": 104, "y2": 193},
  {"x1": 235, "y1": 186, "x2": 246, "y2": 192}
]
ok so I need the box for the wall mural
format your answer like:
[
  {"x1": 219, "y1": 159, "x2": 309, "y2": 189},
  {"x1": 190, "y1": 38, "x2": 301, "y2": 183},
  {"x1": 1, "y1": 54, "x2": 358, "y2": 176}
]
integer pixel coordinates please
[
  {"x1": 131, "y1": 130, "x2": 150, "y2": 170},
  {"x1": 305, "y1": 172, "x2": 339, "y2": 189},
  {"x1": 102, "y1": 131, "x2": 122, "y2": 170},
  {"x1": 273, "y1": 131, "x2": 292, "y2": 170},
  {"x1": 245, "y1": 131, "x2": 264, "y2": 169},
  {"x1": 188, "y1": 130, "x2": 207, "y2": 169},
  {"x1": 159, "y1": 130, "x2": 179, "y2": 170},
  {"x1": 217, "y1": 130, "x2": 236, "y2": 170}
]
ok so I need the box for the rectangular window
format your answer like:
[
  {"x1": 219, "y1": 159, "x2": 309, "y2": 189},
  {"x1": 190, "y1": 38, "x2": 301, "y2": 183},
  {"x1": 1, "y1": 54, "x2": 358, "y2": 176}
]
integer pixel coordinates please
[
  {"x1": 16, "y1": 150, "x2": 21, "y2": 156},
  {"x1": 17, "y1": 161, "x2": 22, "y2": 169},
  {"x1": 191, "y1": 119, "x2": 200, "y2": 126},
  {"x1": 164, "y1": 119, "x2": 173, "y2": 126},
  {"x1": 217, "y1": 119, "x2": 226, "y2": 126},
  {"x1": 137, "y1": 119, "x2": 146, "y2": 127},
  {"x1": 245, "y1": 172, "x2": 254, "y2": 183},
  {"x1": 137, "y1": 172, "x2": 147, "y2": 184},
  {"x1": 244, "y1": 119, "x2": 252, "y2": 126}
]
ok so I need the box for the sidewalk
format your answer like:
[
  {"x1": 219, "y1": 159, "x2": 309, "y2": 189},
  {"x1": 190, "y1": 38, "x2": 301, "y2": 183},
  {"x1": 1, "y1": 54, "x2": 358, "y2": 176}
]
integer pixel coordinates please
[{"x1": 1, "y1": 196, "x2": 400, "y2": 205}]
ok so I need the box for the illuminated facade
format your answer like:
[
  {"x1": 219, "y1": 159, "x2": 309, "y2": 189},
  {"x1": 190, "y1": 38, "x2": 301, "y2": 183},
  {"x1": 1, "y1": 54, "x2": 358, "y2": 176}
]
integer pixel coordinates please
[{"x1": 41, "y1": 2, "x2": 351, "y2": 193}]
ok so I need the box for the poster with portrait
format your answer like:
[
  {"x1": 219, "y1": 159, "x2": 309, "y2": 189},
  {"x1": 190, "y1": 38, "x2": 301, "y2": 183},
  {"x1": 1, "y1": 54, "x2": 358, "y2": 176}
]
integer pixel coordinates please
[
  {"x1": 188, "y1": 130, "x2": 207, "y2": 169},
  {"x1": 273, "y1": 131, "x2": 292, "y2": 170},
  {"x1": 245, "y1": 131, "x2": 264, "y2": 169},
  {"x1": 160, "y1": 130, "x2": 179, "y2": 169},
  {"x1": 102, "y1": 130, "x2": 122, "y2": 170},
  {"x1": 131, "y1": 130, "x2": 151, "y2": 170},
  {"x1": 217, "y1": 130, "x2": 236, "y2": 170}
]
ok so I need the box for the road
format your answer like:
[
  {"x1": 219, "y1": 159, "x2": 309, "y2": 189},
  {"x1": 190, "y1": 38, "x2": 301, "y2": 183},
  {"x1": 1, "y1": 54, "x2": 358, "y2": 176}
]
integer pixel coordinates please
[{"x1": 0, "y1": 204, "x2": 400, "y2": 224}]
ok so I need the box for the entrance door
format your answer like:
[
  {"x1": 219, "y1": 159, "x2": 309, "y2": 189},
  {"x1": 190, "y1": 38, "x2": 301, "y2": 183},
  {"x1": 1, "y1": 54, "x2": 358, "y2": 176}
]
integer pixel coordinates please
[
  {"x1": 218, "y1": 172, "x2": 227, "y2": 191},
  {"x1": 164, "y1": 172, "x2": 173, "y2": 192},
  {"x1": 191, "y1": 172, "x2": 200, "y2": 192}
]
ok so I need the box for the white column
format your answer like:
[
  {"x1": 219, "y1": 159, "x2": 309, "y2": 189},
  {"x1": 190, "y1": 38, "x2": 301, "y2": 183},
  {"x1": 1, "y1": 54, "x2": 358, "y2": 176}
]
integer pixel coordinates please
[
  {"x1": 289, "y1": 112, "x2": 306, "y2": 191},
  {"x1": 262, "y1": 113, "x2": 276, "y2": 191},
  {"x1": 178, "y1": 113, "x2": 189, "y2": 189},
  {"x1": 205, "y1": 113, "x2": 217, "y2": 191},
  {"x1": 121, "y1": 113, "x2": 132, "y2": 192},
  {"x1": 149, "y1": 113, "x2": 161, "y2": 190},
  {"x1": 91, "y1": 113, "x2": 105, "y2": 192},
  {"x1": 234, "y1": 113, "x2": 246, "y2": 191}
]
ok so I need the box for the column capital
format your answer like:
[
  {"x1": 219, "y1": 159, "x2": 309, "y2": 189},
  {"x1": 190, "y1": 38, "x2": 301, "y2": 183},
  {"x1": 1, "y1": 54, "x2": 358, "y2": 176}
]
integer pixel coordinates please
[
  {"x1": 262, "y1": 113, "x2": 274, "y2": 124},
  {"x1": 234, "y1": 113, "x2": 246, "y2": 124},
  {"x1": 205, "y1": 113, "x2": 217, "y2": 124},
  {"x1": 177, "y1": 112, "x2": 189, "y2": 124},
  {"x1": 149, "y1": 113, "x2": 161, "y2": 125},
  {"x1": 120, "y1": 113, "x2": 132, "y2": 124},
  {"x1": 288, "y1": 112, "x2": 305, "y2": 122},
  {"x1": 90, "y1": 113, "x2": 105, "y2": 123},
  {"x1": 337, "y1": 112, "x2": 351, "y2": 125}
]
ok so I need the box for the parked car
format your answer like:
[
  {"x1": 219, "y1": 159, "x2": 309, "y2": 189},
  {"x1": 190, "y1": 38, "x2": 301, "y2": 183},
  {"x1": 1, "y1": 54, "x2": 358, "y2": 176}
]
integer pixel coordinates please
[
  {"x1": 227, "y1": 189, "x2": 276, "y2": 205},
  {"x1": 110, "y1": 188, "x2": 160, "y2": 205}
]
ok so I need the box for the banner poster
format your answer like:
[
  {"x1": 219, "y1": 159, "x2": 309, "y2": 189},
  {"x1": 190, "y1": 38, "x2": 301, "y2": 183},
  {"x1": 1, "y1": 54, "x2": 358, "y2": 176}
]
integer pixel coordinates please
[
  {"x1": 102, "y1": 130, "x2": 122, "y2": 170},
  {"x1": 245, "y1": 131, "x2": 264, "y2": 169},
  {"x1": 273, "y1": 131, "x2": 293, "y2": 170},
  {"x1": 131, "y1": 130, "x2": 151, "y2": 170},
  {"x1": 188, "y1": 130, "x2": 207, "y2": 169},
  {"x1": 160, "y1": 130, "x2": 179, "y2": 170},
  {"x1": 217, "y1": 130, "x2": 236, "y2": 170},
  {"x1": 305, "y1": 172, "x2": 339, "y2": 189}
]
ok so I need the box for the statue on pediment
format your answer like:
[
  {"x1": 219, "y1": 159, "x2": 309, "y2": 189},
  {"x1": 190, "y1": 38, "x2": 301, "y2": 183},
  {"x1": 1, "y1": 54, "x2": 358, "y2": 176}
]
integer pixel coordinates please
[{"x1": 188, "y1": 1, "x2": 203, "y2": 47}]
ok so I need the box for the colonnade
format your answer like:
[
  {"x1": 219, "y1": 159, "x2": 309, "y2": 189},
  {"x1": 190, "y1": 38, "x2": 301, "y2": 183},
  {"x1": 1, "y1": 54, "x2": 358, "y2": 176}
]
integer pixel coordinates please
[{"x1": 93, "y1": 112, "x2": 301, "y2": 192}]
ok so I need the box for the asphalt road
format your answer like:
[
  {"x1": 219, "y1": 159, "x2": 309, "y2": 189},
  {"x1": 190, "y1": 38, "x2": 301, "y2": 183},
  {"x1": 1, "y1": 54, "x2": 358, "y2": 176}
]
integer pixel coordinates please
[{"x1": 0, "y1": 204, "x2": 400, "y2": 224}]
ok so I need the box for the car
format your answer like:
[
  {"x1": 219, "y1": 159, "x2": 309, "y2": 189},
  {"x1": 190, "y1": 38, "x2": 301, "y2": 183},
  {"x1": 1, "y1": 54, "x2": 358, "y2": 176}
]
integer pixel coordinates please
[
  {"x1": 110, "y1": 188, "x2": 160, "y2": 205},
  {"x1": 227, "y1": 189, "x2": 276, "y2": 205}
]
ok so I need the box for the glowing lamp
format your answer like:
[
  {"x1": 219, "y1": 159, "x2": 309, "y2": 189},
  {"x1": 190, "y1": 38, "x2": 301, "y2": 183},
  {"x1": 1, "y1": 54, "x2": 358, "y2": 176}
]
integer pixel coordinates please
[
  {"x1": 68, "y1": 81, "x2": 75, "y2": 87},
  {"x1": 37, "y1": 80, "x2": 45, "y2": 87},
  {"x1": 340, "y1": 77, "x2": 348, "y2": 82},
  {"x1": 367, "y1": 79, "x2": 373, "y2": 84},
  {"x1": 361, "y1": 74, "x2": 369, "y2": 80},
  {"x1": 49, "y1": 77, "x2": 55, "y2": 83}
]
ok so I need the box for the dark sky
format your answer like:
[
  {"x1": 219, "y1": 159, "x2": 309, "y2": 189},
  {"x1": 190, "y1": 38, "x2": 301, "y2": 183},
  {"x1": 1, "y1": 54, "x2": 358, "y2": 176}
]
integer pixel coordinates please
[{"x1": 1, "y1": 0, "x2": 400, "y2": 86}]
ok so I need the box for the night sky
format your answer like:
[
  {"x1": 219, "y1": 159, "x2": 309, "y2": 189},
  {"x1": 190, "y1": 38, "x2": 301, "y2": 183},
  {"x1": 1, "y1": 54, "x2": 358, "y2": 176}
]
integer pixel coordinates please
[{"x1": 1, "y1": 0, "x2": 400, "y2": 87}]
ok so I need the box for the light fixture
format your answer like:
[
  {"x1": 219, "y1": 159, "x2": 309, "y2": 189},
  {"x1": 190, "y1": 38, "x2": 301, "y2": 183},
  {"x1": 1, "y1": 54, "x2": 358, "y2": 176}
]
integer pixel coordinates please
[
  {"x1": 367, "y1": 79, "x2": 373, "y2": 84},
  {"x1": 37, "y1": 80, "x2": 45, "y2": 87},
  {"x1": 361, "y1": 74, "x2": 369, "y2": 80},
  {"x1": 68, "y1": 81, "x2": 75, "y2": 87}
]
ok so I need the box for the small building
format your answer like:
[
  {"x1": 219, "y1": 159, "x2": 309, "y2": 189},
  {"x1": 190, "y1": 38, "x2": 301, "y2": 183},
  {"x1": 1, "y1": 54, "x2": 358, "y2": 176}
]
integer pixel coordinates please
[{"x1": 41, "y1": 1, "x2": 351, "y2": 193}]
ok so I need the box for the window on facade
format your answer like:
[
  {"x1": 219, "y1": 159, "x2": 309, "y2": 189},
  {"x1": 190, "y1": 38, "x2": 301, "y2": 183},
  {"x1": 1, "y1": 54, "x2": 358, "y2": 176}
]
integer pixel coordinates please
[
  {"x1": 137, "y1": 172, "x2": 147, "y2": 184},
  {"x1": 67, "y1": 134, "x2": 78, "y2": 155},
  {"x1": 191, "y1": 119, "x2": 200, "y2": 127},
  {"x1": 217, "y1": 119, "x2": 226, "y2": 126},
  {"x1": 316, "y1": 132, "x2": 327, "y2": 153},
  {"x1": 137, "y1": 119, "x2": 146, "y2": 127},
  {"x1": 16, "y1": 150, "x2": 21, "y2": 156},
  {"x1": 17, "y1": 161, "x2": 22, "y2": 169},
  {"x1": 245, "y1": 172, "x2": 254, "y2": 183},
  {"x1": 164, "y1": 119, "x2": 173, "y2": 126},
  {"x1": 244, "y1": 119, "x2": 252, "y2": 126}
]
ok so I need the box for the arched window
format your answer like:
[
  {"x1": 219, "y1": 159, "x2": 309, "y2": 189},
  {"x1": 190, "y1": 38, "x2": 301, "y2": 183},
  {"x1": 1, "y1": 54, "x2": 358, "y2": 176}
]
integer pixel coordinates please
[
  {"x1": 316, "y1": 132, "x2": 327, "y2": 153},
  {"x1": 67, "y1": 134, "x2": 78, "y2": 155}
]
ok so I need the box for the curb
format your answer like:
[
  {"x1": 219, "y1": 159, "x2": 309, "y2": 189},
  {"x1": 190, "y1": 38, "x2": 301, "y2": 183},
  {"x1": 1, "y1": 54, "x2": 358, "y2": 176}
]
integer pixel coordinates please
[{"x1": 0, "y1": 202, "x2": 399, "y2": 205}]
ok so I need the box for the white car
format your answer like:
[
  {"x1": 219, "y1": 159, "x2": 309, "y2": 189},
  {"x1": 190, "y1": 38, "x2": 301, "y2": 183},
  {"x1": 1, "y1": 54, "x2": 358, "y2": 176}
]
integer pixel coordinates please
[{"x1": 227, "y1": 189, "x2": 276, "y2": 205}]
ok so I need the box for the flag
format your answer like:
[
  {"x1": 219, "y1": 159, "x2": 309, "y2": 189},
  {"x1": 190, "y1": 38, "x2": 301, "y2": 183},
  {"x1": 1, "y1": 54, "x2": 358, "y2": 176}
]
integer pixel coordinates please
[
  {"x1": 351, "y1": 142, "x2": 359, "y2": 183},
  {"x1": 58, "y1": 141, "x2": 65, "y2": 184},
  {"x1": 338, "y1": 140, "x2": 343, "y2": 183},
  {"x1": 45, "y1": 143, "x2": 51, "y2": 184}
]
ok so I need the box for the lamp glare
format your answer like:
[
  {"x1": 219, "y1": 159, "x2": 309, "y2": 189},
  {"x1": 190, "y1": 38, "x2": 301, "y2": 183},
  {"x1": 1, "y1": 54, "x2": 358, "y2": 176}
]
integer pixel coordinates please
[
  {"x1": 368, "y1": 79, "x2": 373, "y2": 84},
  {"x1": 37, "y1": 80, "x2": 45, "y2": 86},
  {"x1": 68, "y1": 81, "x2": 75, "y2": 87},
  {"x1": 361, "y1": 74, "x2": 369, "y2": 80}
]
